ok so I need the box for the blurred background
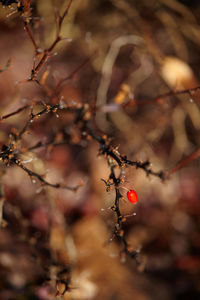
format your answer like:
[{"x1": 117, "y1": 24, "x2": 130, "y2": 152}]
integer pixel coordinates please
[{"x1": 0, "y1": 0, "x2": 200, "y2": 299}]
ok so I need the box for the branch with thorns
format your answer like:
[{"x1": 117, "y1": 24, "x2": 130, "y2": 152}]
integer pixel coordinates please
[
  {"x1": 1, "y1": 99, "x2": 199, "y2": 265},
  {"x1": 85, "y1": 123, "x2": 200, "y2": 263},
  {"x1": 0, "y1": 102, "x2": 83, "y2": 192},
  {"x1": 1, "y1": 0, "x2": 200, "y2": 271},
  {"x1": 22, "y1": 0, "x2": 74, "y2": 81}
]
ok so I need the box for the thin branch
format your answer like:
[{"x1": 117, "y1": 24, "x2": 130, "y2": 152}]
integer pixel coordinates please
[
  {"x1": 28, "y1": 0, "x2": 74, "y2": 81},
  {"x1": 18, "y1": 104, "x2": 60, "y2": 138},
  {"x1": 16, "y1": 162, "x2": 80, "y2": 192},
  {"x1": 58, "y1": 0, "x2": 74, "y2": 32},
  {"x1": 169, "y1": 148, "x2": 200, "y2": 175},
  {"x1": 87, "y1": 124, "x2": 164, "y2": 179},
  {"x1": 0, "y1": 105, "x2": 29, "y2": 121},
  {"x1": 119, "y1": 155, "x2": 164, "y2": 179},
  {"x1": 125, "y1": 85, "x2": 200, "y2": 108},
  {"x1": 55, "y1": 51, "x2": 97, "y2": 92},
  {"x1": 106, "y1": 164, "x2": 140, "y2": 263},
  {"x1": 24, "y1": 19, "x2": 39, "y2": 53},
  {"x1": 28, "y1": 140, "x2": 69, "y2": 151}
]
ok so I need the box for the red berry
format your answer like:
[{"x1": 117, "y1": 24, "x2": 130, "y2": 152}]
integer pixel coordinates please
[{"x1": 127, "y1": 189, "x2": 138, "y2": 204}]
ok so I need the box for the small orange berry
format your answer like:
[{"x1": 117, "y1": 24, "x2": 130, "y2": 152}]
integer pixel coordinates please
[{"x1": 127, "y1": 189, "x2": 138, "y2": 204}]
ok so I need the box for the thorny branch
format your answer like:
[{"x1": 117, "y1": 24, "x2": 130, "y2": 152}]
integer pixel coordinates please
[
  {"x1": 1, "y1": 98, "x2": 199, "y2": 259},
  {"x1": 1, "y1": 0, "x2": 200, "y2": 275},
  {"x1": 16, "y1": 163, "x2": 80, "y2": 192},
  {"x1": 86, "y1": 124, "x2": 165, "y2": 179},
  {"x1": 0, "y1": 96, "x2": 199, "y2": 264},
  {"x1": 85, "y1": 122, "x2": 200, "y2": 261},
  {"x1": 108, "y1": 165, "x2": 140, "y2": 263},
  {"x1": 21, "y1": 0, "x2": 74, "y2": 81},
  {"x1": 0, "y1": 98, "x2": 164, "y2": 263},
  {"x1": 85, "y1": 124, "x2": 163, "y2": 262},
  {"x1": 0, "y1": 102, "x2": 82, "y2": 192},
  {"x1": 0, "y1": 142, "x2": 80, "y2": 192}
]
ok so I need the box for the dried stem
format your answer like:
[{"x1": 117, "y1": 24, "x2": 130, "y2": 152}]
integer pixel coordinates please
[
  {"x1": 87, "y1": 124, "x2": 164, "y2": 179},
  {"x1": 125, "y1": 85, "x2": 200, "y2": 108},
  {"x1": 16, "y1": 162, "x2": 80, "y2": 192},
  {"x1": 104, "y1": 164, "x2": 140, "y2": 262},
  {"x1": 0, "y1": 102, "x2": 82, "y2": 195},
  {"x1": 22, "y1": 0, "x2": 74, "y2": 81},
  {"x1": 57, "y1": 0, "x2": 73, "y2": 32},
  {"x1": 24, "y1": 20, "x2": 39, "y2": 53},
  {"x1": 0, "y1": 96, "x2": 198, "y2": 266},
  {"x1": 0, "y1": 105, "x2": 29, "y2": 121},
  {"x1": 169, "y1": 148, "x2": 200, "y2": 175},
  {"x1": 55, "y1": 51, "x2": 97, "y2": 93},
  {"x1": 18, "y1": 104, "x2": 60, "y2": 138}
]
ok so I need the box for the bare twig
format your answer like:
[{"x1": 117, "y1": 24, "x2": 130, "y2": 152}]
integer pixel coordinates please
[
  {"x1": 0, "y1": 105, "x2": 29, "y2": 121},
  {"x1": 55, "y1": 51, "x2": 98, "y2": 93},
  {"x1": 57, "y1": 0, "x2": 74, "y2": 33},
  {"x1": 169, "y1": 148, "x2": 200, "y2": 175},
  {"x1": 24, "y1": 20, "x2": 39, "y2": 53},
  {"x1": 28, "y1": 140, "x2": 69, "y2": 151},
  {"x1": 87, "y1": 124, "x2": 164, "y2": 179},
  {"x1": 27, "y1": 0, "x2": 74, "y2": 81},
  {"x1": 16, "y1": 162, "x2": 80, "y2": 192},
  {"x1": 125, "y1": 85, "x2": 200, "y2": 108},
  {"x1": 18, "y1": 104, "x2": 60, "y2": 138},
  {"x1": 104, "y1": 163, "x2": 140, "y2": 263}
]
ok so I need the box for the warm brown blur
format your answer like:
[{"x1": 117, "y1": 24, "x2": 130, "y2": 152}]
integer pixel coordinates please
[{"x1": 0, "y1": 1, "x2": 200, "y2": 299}]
